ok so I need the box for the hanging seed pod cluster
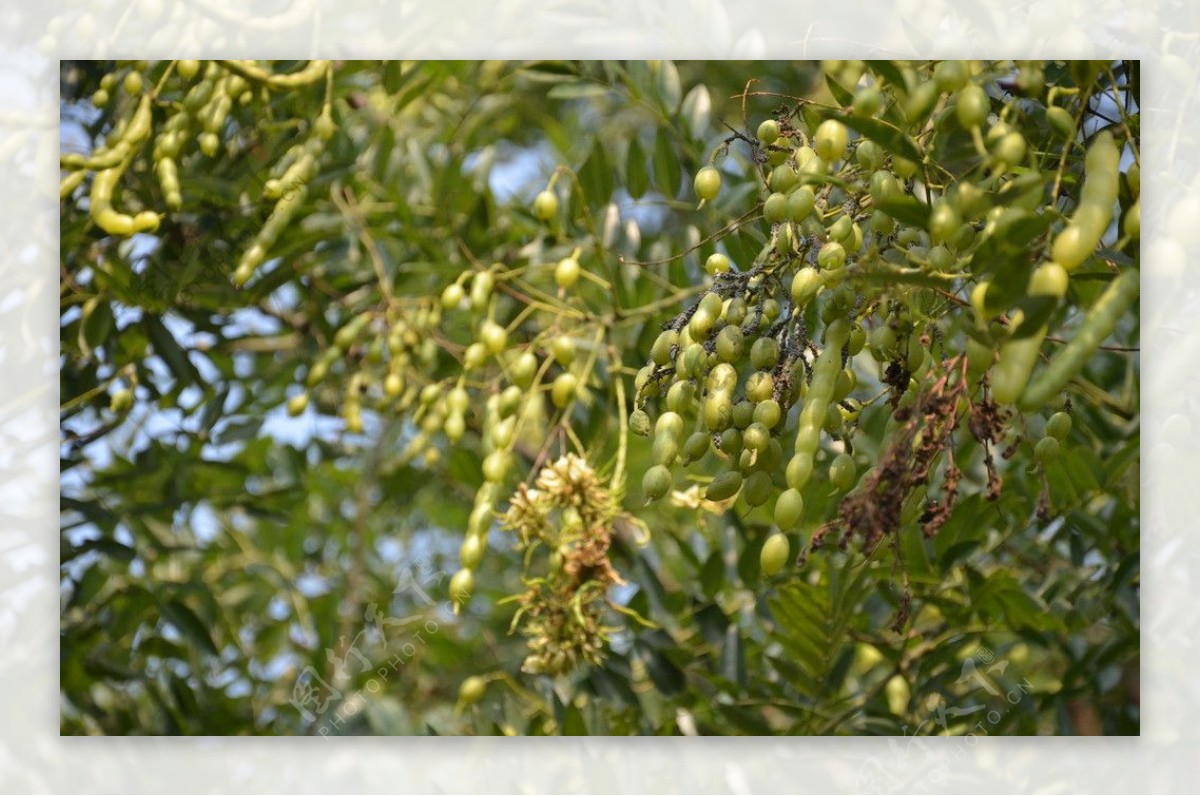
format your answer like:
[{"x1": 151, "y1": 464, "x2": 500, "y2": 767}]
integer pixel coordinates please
[
  {"x1": 630, "y1": 59, "x2": 1138, "y2": 582},
  {"x1": 61, "y1": 59, "x2": 333, "y2": 285}
]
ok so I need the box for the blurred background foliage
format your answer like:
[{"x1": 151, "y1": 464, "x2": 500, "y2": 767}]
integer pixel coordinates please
[{"x1": 60, "y1": 60, "x2": 1138, "y2": 736}]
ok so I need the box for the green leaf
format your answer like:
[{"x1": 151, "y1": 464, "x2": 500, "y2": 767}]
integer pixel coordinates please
[
  {"x1": 625, "y1": 135, "x2": 650, "y2": 200},
  {"x1": 577, "y1": 139, "x2": 614, "y2": 210},
  {"x1": 159, "y1": 598, "x2": 220, "y2": 657},
  {"x1": 547, "y1": 82, "x2": 611, "y2": 101},
  {"x1": 824, "y1": 73, "x2": 855, "y2": 108},
  {"x1": 144, "y1": 315, "x2": 201, "y2": 388},
  {"x1": 874, "y1": 194, "x2": 931, "y2": 228},
  {"x1": 653, "y1": 127, "x2": 681, "y2": 199},
  {"x1": 655, "y1": 61, "x2": 682, "y2": 115},
  {"x1": 680, "y1": 84, "x2": 712, "y2": 141},
  {"x1": 865, "y1": 60, "x2": 907, "y2": 91}
]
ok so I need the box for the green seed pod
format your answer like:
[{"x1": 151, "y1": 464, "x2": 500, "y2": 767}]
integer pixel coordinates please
[
  {"x1": 1046, "y1": 106, "x2": 1075, "y2": 140},
  {"x1": 665, "y1": 380, "x2": 696, "y2": 413},
  {"x1": 463, "y1": 342, "x2": 488, "y2": 371},
  {"x1": 470, "y1": 270, "x2": 495, "y2": 311},
  {"x1": 743, "y1": 422, "x2": 771, "y2": 453},
  {"x1": 725, "y1": 296, "x2": 748, "y2": 326},
  {"x1": 642, "y1": 464, "x2": 673, "y2": 501},
  {"x1": 682, "y1": 431, "x2": 711, "y2": 464},
  {"x1": 719, "y1": 427, "x2": 743, "y2": 458},
  {"x1": 753, "y1": 399, "x2": 782, "y2": 430},
  {"x1": 509, "y1": 351, "x2": 538, "y2": 389},
  {"x1": 705, "y1": 470, "x2": 743, "y2": 501},
  {"x1": 786, "y1": 452, "x2": 814, "y2": 490},
  {"x1": 449, "y1": 568, "x2": 475, "y2": 608},
  {"x1": 764, "y1": 192, "x2": 789, "y2": 223},
  {"x1": 444, "y1": 412, "x2": 466, "y2": 443},
  {"x1": 694, "y1": 166, "x2": 722, "y2": 201},
  {"x1": 833, "y1": 368, "x2": 857, "y2": 401},
  {"x1": 468, "y1": 500, "x2": 494, "y2": 536},
  {"x1": 1045, "y1": 411, "x2": 1072, "y2": 441},
  {"x1": 650, "y1": 330, "x2": 679, "y2": 367},
  {"x1": 551, "y1": 372, "x2": 577, "y2": 408},
  {"x1": 532, "y1": 189, "x2": 558, "y2": 221},
  {"x1": 460, "y1": 533, "x2": 486, "y2": 569},
  {"x1": 441, "y1": 282, "x2": 465, "y2": 310},
  {"x1": 760, "y1": 532, "x2": 791, "y2": 577},
  {"x1": 848, "y1": 324, "x2": 867, "y2": 356},
  {"x1": 761, "y1": 298, "x2": 781, "y2": 326},
  {"x1": 855, "y1": 139, "x2": 884, "y2": 171},
  {"x1": 706, "y1": 363, "x2": 738, "y2": 394},
  {"x1": 480, "y1": 320, "x2": 508, "y2": 355},
  {"x1": 629, "y1": 409, "x2": 652, "y2": 437},
  {"x1": 787, "y1": 186, "x2": 816, "y2": 223},
  {"x1": 1034, "y1": 436, "x2": 1061, "y2": 464},
  {"x1": 757, "y1": 118, "x2": 781, "y2": 145},
  {"x1": 286, "y1": 392, "x2": 309, "y2": 416},
  {"x1": 818, "y1": 241, "x2": 847, "y2": 270},
  {"x1": 652, "y1": 432, "x2": 680, "y2": 466},
  {"x1": 448, "y1": 386, "x2": 470, "y2": 415},
  {"x1": 482, "y1": 450, "x2": 511, "y2": 483},
  {"x1": 491, "y1": 416, "x2": 516, "y2": 448},
  {"x1": 703, "y1": 396, "x2": 733, "y2": 432},
  {"x1": 555, "y1": 257, "x2": 581, "y2": 289},
  {"x1": 791, "y1": 267, "x2": 822, "y2": 306},
  {"x1": 769, "y1": 164, "x2": 799, "y2": 194},
  {"x1": 829, "y1": 452, "x2": 856, "y2": 490},
  {"x1": 705, "y1": 252, "x2": 731, "y2": 275},
  {"x1": 742, "y1": 471, "x2": 773, "y2": 507},
  {"x1": 745, "y1": 371, "x2": 774, "y2": 403},
  {"x1": 732, "y1": 399, "x2": 755, "y2": 430},
  {"x1": 655, "y1": 411, "x2": 685, "y2": 439},
  {"x1": 773, "y1": 489, "x2": 804, "y2": 530},
  {"x1": 715, "y1": 325, "x2": 744, "y2": 363},
  {"x1": 750, "y1": 337, "x2": 780, "y2": 370},
  {"x1": 550, "y1": 336, "x2": 576, "y2": 366},
  {"x1": 498, "y1": 385, "x2": 523, "y2": 418}
]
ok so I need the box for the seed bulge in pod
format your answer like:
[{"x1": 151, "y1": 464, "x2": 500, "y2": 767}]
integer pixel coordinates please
[
  {"x1": 650, "y1": 330, "x2": 679, "y2": 366},
  {"x1": 715, "y1": 325, "x2": 744, "y2": 363},
  {"x1": 665, "y1": 380, "x2": 696, "y2": 413},
  {"x1": 751, "y1": 337, "x2": 780, "y2": 370},
  {"x1": 655, "y1": 411, "x2": 685, "y2": 439},
  {"x1": 470, "y1": 270, "x2": 495, "y2": 311},
  {"x1": 753, "y1": 399, "x2": 782, "y2": 429},
  {"x1": 705, "y1": 469, "x2": 743, "y2": 501},
  {"x1": 652, "y1": 432, "x2": 680, "y2": 466},
  {"x1": 642, "y1": 464, "x2": 673, "y2": 501},
  {"x1": 732, "y1": 399, "x2": 755, "y2": 430},
  {"x1": 551, "y1": 335, "x2": 576, "y2": 366},
  {"x1": 630, "y1": 408, "x2": 652, "y2": 437},
  {"x1": 829, "y1": 452, "x2": 856, "y2": 490},
  {"x1": 480, "y1": 320, "x2": 508, "y2": 355},
  {"x1": 1045, "y1": 411, "x2": 1072, "y2": 441},
  {"x1": 703, "y1": 395, "x2": 733, "y2": 432},
  {"x1": 760, "y1": 532, "x2": 791, "y2": 577},
  {"x1": 551, "y1": 372, "x2": 577, "y2": 408},
  {"x1": 742, "y1": 471, "x2": 773, "y2": 507},
  {"x1": 448, "y1": 386, "x2": 470, "y2": 415},
  {"x1": 745, "y1": 371, "x2": 774, "y2": 403},
  {"x1": 719, "y1": 427, "x2": 743, "y2": 457},
  {"x1": 449, "y1": 568, "x2": 475, "y2": 607},
  {"x1": 482, "y1": 450, "x2": 511, "y2": 483},
  {"x1": 786, "y1": 452, "x2": 814, "y2": 490},
  {"x1": 743, "y1": 422, "x2": 770, "y2": 453},
  {"x1": 498, "y1": 385, "x2": 523, "y2": 418},
  {"x1": 444, "y1": 412, "x2": 466, "y2": 442},
  {"x1": 460, "y1": 533, "x2": 486, "y2": 569},
  {"x1": 773, "y1": 488, "x2": 804, "y2": 530},
  {"x1": 682, "y1": 431, "x2": 711, "y2": 464}
]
